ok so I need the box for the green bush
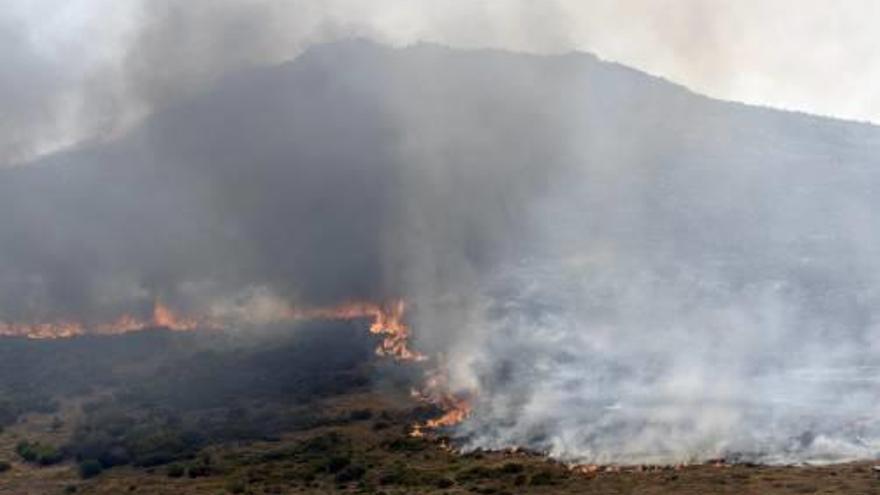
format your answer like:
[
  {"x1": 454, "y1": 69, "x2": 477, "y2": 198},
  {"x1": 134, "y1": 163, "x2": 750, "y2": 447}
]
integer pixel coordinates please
[
  {"x1": 16, "y1": 441, "x2": 63, "y2": 466},
  {"x1": 78, "y1": 459, "x2": 103, "y2": 479}
]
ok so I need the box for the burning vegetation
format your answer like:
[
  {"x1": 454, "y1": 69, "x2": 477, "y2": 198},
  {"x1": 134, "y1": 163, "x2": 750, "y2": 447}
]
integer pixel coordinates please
[
  {"x1": 0, "y1": 301, "x2": 214, "y2": 339},
  {"x1": 0, "y1": 296, "x2": 472, "y2": 437}
]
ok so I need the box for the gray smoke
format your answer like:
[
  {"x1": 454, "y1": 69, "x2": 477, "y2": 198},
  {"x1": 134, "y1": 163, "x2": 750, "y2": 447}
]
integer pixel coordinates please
[
  {"x1": 442, "y1": 65, "x2": 880, "y2": 463},
  {"x1": 2, "y1": 31, "x2": 880, "y2": 464},
  {"x1": 0, "y1": 42, "x2": 569, "y2": 322},
  {"x1": 0, "y1": 17, "x2": 73, "y2": 163}
]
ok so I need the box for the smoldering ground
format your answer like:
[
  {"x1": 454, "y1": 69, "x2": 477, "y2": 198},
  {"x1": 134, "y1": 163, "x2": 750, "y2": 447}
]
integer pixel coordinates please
[{"x1": 2, "y1": 13, "x2": 880, "y2": 465}]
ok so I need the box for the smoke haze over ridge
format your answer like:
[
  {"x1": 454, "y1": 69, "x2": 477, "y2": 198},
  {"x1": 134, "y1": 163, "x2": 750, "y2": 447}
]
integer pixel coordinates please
[{"x1": 3, "y1": 0, "x2": 880, "y2": 166}]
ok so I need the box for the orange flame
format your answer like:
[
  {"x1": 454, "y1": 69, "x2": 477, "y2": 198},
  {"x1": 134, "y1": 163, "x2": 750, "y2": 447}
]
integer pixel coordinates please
[
  {"x1": 150, "y1": 301, "x2": 213, "y2": 331},
  {"x1": 0, "y1": 296, "x2": 471, "y2": 434},
  {"x1": 0, "y1": 298, "x2": 425, "y2": 364},
  {"x1": 368, "y1": 300, "x2": 427, "y2": 362},
  {"x1": 0, "y1": 300, "x2": 216, "y2": 339},
  {"x1": 0, "y1": 320, "x2": 87, "y2": 339},
  {"x1": 410, "y1": 365, "x2": 473, "y2": 436},
  {"x1": 291, "y1": 300, "x2": 471, "y2": 433},
  {"x1": 282, "y1": 299, "x2": 426, "y2": 362}
]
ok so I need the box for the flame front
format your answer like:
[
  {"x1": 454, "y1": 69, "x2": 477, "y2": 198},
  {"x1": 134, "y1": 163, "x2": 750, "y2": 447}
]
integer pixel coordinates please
[
  {"x1": 410, "y1": 365, "x2": 473, "y2": 437},
  {"x1": 278, "y1": 299, "x2": 426, "y2": 362},
  {"x1": 368, "y1": 300, "x2": 427, "y2": 362},
  {"x1": 0, "y1": 301, "x2": 216, "y2": 339},
  {"x1": 0, "y1": 298, "x2": 426, "y2": 365},
  {"x1": 0, "y1": 297, "x2": 471, "y2": 435},
  {"x1": 0, "y1": 320, "x2": 87, "y2": 339},
  {"x1": 294, "y1": 300, "x2": 471, "y2": 434}
]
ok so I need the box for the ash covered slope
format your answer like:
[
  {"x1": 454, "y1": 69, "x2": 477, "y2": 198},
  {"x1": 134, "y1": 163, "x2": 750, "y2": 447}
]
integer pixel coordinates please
[{"x1": 2, "y1": 40, "x2": 880, "y2": 464}]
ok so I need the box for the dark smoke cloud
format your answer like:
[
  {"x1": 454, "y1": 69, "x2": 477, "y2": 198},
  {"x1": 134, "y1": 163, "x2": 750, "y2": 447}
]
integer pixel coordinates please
[{"x1": 0, "y1": 41, "x2": 576, "y2": 322}]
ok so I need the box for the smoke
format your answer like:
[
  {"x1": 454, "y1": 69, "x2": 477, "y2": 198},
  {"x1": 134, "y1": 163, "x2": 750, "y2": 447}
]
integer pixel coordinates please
[
  {"x1": 5, "y1": 0, "x2": 879, "y2": 167},
  {"x1": 0, "y1": 16, "x2": 75, "y2": 163},
  {"x1": 0, "y1": 41, "x2": 569, "y2": 323},
  {"x1": 2, "y1": 3, "x2": 880, "y2": 465},
  {"x1": 444, "y1": 75, "x2": 880, "y2": 463}
]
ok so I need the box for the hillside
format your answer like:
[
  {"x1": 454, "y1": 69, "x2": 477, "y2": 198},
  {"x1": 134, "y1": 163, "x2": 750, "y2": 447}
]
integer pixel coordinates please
[
  {"x1": 2, "y1": 327, "x2": 879, "y2": 495},
  {"x1": 1, "y1": 40, "x2": 880, "y2": 491}
]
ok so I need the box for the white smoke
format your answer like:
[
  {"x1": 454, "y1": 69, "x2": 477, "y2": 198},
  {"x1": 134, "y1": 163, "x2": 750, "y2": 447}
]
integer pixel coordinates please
[
  {"x1": 454, "y1": 261, "x2": 880, "y2": 464},
  {"x1": 439, "y1": 109, "x2": 880, "y2": 464}
]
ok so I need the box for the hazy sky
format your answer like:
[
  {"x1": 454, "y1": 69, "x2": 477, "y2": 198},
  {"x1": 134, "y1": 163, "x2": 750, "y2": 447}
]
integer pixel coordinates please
[{"x1": 2, "y1": 0, "x2": 878, "y2": 162}]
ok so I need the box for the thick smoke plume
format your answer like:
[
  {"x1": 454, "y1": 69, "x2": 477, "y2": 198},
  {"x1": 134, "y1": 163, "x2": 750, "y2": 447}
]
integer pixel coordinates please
[
  {"x1": 0, "y1": 41, "x2": 563, "y2": 323},
  {"x1": 2, "y1": 29, "x2": 880, "y2": 464}
]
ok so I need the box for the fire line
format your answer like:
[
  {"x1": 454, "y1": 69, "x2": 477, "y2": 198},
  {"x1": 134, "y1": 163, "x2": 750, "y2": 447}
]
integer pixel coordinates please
[{"x1": 0, "y1": 297, "x2": 471, "y2": 434}]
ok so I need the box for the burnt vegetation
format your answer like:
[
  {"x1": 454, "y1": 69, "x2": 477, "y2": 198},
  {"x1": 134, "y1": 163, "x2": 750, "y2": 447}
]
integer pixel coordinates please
[{"x1": 0, "y1": 321, "x2": 393, "y2": 473}]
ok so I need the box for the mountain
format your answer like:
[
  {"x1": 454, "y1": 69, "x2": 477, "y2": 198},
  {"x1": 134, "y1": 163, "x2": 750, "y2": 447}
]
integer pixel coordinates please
[{"x1": 1, "y1": 40, "x2": 879, "y2": 464}]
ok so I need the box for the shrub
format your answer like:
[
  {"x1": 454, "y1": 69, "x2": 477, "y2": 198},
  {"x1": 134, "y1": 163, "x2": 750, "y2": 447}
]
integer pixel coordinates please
[
  {"x1": 376, "y1": 463, "x2": 432, "y2": 487},
  {"x1": 166, "y1": 464, "x2": 185, "y2": 478},
  {"x1": 381, "y1": 437, "x2": 427, "y2": 452},
  {"x1": 436, "y1": 477, "x2": 455, "y2": 488},
  {"x1": 300, "y1": 433, "x2": 345, "y2": 454},
  {"x1": 16, "y1": 441, "x2": 64, "y2": 465},
  {"x1": 349, "y1": 409, "x2": 373, "y2": 421},
  {"x1": 259, "y1": 446, "x2": 299, "y2": 462},
  {"x1": 187, "y1": 463, "x2": 213, "y2": 478},
  {"x1": 97, "y1": 446, "x2": 131, "y2": 468},
  {"x1": 500, "y1": 462, "x2": 524, "y2": 474},
  {"x1": 226, "y1": 479, "x2": 246, "y2": 494},
  {"x1": 78, "y1": 459, "x2": 103, "y2": 479},
  {"x1": 529, "y1": 470, "x2": 557, "y2": 486},
  {"x1": 334, "y1": 465, "x2": 366, "y2": 483},
  {"x1": 455, "y1": 466, "x2": 497, "y2": 482},
  {"x1": 324, "y1": 455, "x2": 351, "y2": 474}
]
